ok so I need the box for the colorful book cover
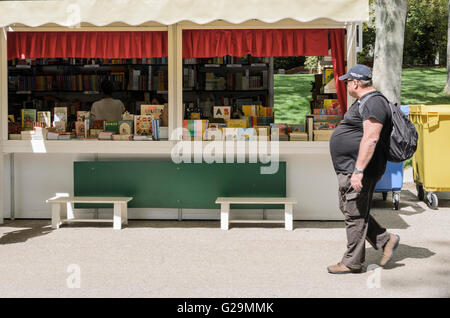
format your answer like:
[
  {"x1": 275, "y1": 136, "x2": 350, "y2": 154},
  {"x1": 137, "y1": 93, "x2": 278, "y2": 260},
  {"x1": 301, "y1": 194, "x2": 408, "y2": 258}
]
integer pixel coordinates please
[
  {"x1": 37, "y1": 111, "x2": 51, "y2": 128},
  {"x1": 289, "y1": 124, "x2": 305, "y2": 133},
  {"x1": 226, "y1": 119, "x2": 247, "y2": 128},
  {"x1": 104, "y1": 121, "x2": 120, "y2": 134},
  {"x1": 237, "y1": 128, "x2": 255, "y2": 141},
  {"x1": 53, "y1": 107, "x2": 67, "y2": 123},
  {"x1": 183, "y1": 120, "x2": 208, "y2": 140},
  {"x1": 21, "y1": 109, "x2": 36, "y2": 130},
  {"x1": 90, "y1": 129, "x2": 102, "y2": 138},
  {"x1": 152, "y1": 119, "x2": 160, "y2": 140},
  {"x1": 242, "y1": 105, "x2": 258, "y2": 117},
  {"x1": 213, "y1": 106, "x2": 231, "y2": 120},
  {"x1": 270, "y1": 123, "x2": 288, "y2": 135},
  {"x1": 140, "y1": 104, "x2": 165, "y2": 119},
  {"x1": 77, "y1": 111, "x2": 90, "y2": 121},
  {"x1": 323, "y1": 68, "x2": 334, "y2": 85},
  {"x1": 75, "y1": 121, "x2": 86, "y2": 138},
  {"x1": 93, "y1": 120, "x2": 105, "y2": 129},
  {"x1": 323, "y1": 99, "x2": 340, "y2": 109},
  {"x1": 118, "y1": 120, "x2": 134, "y2": 135},
  {"x1": 134, "y1": 115, "x2": 152, "y2": 135}
]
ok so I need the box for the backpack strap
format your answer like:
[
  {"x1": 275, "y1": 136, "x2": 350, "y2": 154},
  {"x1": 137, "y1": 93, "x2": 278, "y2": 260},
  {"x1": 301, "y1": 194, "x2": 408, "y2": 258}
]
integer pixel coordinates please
[{"x1": 357, "y1": 91, "x2": 383, "y2": 116}]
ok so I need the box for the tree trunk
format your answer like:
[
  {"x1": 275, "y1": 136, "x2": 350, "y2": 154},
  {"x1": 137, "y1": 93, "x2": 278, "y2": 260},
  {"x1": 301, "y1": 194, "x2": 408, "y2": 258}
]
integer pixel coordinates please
[
  {"x1": 372, "y1": 0, "x2": 408, "y2": 104},
  {"x1": 444, "y1": 0, "x2": 450, "y2": 93}
]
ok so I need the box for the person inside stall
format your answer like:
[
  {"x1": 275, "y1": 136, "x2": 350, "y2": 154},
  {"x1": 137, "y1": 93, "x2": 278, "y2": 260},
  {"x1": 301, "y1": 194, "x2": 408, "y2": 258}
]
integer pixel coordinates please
[{"x1": 90, "y1": 79, "x2": 125, "y2": 121}]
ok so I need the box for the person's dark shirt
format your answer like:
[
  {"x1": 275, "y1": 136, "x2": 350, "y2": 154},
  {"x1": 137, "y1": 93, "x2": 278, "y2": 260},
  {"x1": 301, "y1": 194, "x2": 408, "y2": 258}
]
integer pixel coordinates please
[{"x1": 329, "y1": 91, "x2": 391, "y2": 177}]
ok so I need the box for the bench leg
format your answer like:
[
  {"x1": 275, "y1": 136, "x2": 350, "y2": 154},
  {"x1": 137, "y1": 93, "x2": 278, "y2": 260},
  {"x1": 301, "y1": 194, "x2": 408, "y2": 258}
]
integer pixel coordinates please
[
  {"x1": 113, "y1": 203, "x2": 122, "y2": 230},
  {"x1": 121, "y1": 203, "x2": 128, "y2": 225},
  {"x1": 51, "y1": 203, "x2": 62, "y2": 229},
  {"x1": 220, "y1": 203, "x2": 230, "y2": 230},
  {"x1": 285, "y1": 204, "x2": 293, "y2": 231}
]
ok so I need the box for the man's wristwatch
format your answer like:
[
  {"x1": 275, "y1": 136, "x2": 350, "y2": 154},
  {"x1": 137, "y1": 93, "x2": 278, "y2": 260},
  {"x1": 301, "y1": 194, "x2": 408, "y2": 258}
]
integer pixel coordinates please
[{"x1": 353, "y1": 168, "x2": 364, "y2": 174}]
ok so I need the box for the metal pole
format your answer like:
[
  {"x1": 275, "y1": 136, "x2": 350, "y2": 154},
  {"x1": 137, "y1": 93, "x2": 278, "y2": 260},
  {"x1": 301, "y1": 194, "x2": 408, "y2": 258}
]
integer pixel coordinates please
[{"x1": 178, "y1": 208, "x2": 182, "y2": 221}]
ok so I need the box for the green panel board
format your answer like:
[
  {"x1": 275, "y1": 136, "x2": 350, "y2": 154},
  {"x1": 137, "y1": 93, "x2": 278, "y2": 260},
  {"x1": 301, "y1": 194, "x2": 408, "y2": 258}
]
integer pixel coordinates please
[{"x1": 74, "y1": 161, "x2": 286, "y2": 209}]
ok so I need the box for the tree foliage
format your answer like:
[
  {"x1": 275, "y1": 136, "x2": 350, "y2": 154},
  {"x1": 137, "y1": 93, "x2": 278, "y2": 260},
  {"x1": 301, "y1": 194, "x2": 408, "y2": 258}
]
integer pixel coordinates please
[{"x1": 358, "y1": 0, "x2": 448, "y2": 66}]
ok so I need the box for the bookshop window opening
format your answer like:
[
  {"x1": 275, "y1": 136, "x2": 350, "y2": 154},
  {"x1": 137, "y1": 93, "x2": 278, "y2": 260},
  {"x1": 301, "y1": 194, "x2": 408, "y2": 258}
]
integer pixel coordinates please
[
  {"x1": 181, "y1": 28, "x2": 346, "y2": 142},
  {"x1": 7, "y1": 31, "x2": 169, "y2": 142}
]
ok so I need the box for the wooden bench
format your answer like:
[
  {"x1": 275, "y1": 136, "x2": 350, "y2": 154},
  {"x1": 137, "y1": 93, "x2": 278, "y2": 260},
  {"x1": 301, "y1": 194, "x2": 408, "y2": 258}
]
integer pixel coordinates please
[
  {"x1": 215, "y1": 197, "x2": 297, "y2": 231},
  {"x1": 46, "y1": 196, "x2": 133, "y2": 230}
]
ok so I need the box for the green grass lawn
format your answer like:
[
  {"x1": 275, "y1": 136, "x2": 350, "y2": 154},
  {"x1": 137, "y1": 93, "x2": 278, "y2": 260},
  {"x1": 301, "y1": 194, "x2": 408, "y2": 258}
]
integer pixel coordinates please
[
  {"x1": 274, "y1": 67, "x2": 450, "y2": 123},
  {"x1": 401, "y1": 67, "x2": 450, "y2": 105},
  {"x1": 273, "y1": 74, "x2": 313, "y2": 124}
]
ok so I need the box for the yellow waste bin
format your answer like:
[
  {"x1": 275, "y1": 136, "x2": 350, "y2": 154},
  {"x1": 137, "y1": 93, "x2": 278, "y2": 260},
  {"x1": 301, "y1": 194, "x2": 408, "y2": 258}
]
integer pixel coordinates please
[{"x1": 409, "y1": 105, "x2": 450, "y2": 209}]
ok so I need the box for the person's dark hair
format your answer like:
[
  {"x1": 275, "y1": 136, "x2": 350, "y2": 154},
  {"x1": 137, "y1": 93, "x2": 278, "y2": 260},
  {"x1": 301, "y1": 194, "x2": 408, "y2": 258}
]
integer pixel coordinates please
[
  {"x1": 101, "y1": 79, "x2": 115, "y2": 96},
  {"x1": 151, "y1": 94, "x2": 165, "y2": 104}
]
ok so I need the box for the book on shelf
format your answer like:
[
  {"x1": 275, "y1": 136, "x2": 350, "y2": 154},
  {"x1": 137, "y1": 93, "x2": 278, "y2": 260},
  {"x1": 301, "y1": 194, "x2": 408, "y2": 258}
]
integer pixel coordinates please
[
  {"x1": 53, "y1": 107, "x2": 68, "y2": 130},
  {"x1": 112, "y1": 134, "x2": 133, "y2": 141},
  {"x1": 75, "y1": 121, "x2": 86, "y2": 139},
  {"x1": 118, "y1": 120, "x2": 134, "y2": 135},
  {"x1": 98, "y1": 131, "x2": 113, "y2": 140},
  {"x1": 57, "y1": 132, "x2": 75, "y2": 140},
  {"x1": 37, "y1": 111, "x2": 51, "y2": 128},
  {"x1": 140, "y1": 104, "x2": 164, "y2": 119},
  {"x1": 133, "y1": 135, "x2": 153, "y2": 141},
  {"x1": 77, "y1": 111, "x2": 90, "y2": 121},
  {"x1": 93, "y1": 120, "x2": 105, "y2": 129},
  {"x1": 121, "y1": 112, "x2": 134, "y2": 121},
  {"x1": 306, "y1": 115, "x2": 314, "y2": 141},
  {"x1": 21, "y1": 109, "x2": 36, "y2": 130},
  {"x1": 89, "y1": 129, "x2": 102, "y2": 138},
  {"x1": 152, "y1": 119, "x2": 160, "y2": 140},
  {"x1": 237, "y1": 128, "x2": 256, "y2": 141},
  {"x1": 270, "y1": 123, "x2": 288, "y2": 136},
  {"x1": 9, "y1": 134, "x2": 21, "y2": 140},
  {"x1": 47, "y1": 132, "x2": 59, "y2": 140},
  {"x1": 226, "y1": 119, "x2": 247, "y2": 128},
  {"x1": 134, "y1": 115, "x2": 153, "y2": 135},
  {"x1": 183, "y1": 120, "x2": 209, "y2": 141},
  {"x1": 213, "y1": 106, "x2": 231, "y2": 121},
  {"x1": 289, "y1": 132, "x2": 308, "y2": 141},
  {"x1": 104, "y1": 121, "x2": 120, "y2": 134}
]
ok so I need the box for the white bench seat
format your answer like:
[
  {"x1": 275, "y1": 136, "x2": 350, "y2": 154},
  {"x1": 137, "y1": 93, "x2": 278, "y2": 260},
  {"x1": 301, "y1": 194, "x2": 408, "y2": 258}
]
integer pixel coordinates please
[
  {"x1": 215, "y1": 197, "x2": 297, "y2": 231},
  {"x1": 46, "y1": 196, "x2": 133, "y2": 230}
]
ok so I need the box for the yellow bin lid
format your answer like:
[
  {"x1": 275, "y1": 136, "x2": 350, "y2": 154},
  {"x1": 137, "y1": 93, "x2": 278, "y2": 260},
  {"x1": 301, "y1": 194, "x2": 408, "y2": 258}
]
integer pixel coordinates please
[{"x1": 409, "y1": 105, "x2": 450, "y2": 115}]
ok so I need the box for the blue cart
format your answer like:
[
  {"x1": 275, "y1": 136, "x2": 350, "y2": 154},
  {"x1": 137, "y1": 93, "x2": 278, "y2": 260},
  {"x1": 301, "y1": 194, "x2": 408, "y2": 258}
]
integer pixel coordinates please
[{"x1": 374, "y1": 105, "x2": 409, "y2": 210}]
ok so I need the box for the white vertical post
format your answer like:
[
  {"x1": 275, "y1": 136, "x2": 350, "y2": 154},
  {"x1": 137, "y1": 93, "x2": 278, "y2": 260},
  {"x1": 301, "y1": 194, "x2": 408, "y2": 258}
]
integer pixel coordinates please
[
  {"x1": 346, "y1": 22, "x2": 358, "y2": 108},
  {"x1": 0, "y1": 153, "x2": 3, "y2": 224},
  {"x1": 285, "y1": 204, "x2": 293, "y2": 231},
  {"x1": 51, "y1": 204, "x2": 61, "y2": 229},
  {"x1": 168, "y1": 24, "x2": 183, "y2": 140},
  {"x1": 1, "y1": 28, "x2": 7, "y2": 143},
  {"x1": 220, "y1": 203, "x2": 230, "y2": 230},
  {"x1": 121, "y1": 202, "x2": 127, "y2": 225},
  {"x1": 0, "y1": 28, "x2": 7, "y2": 224},
  {"x1": 113, "y1": 203, "x2": 122, "y2": 230}
]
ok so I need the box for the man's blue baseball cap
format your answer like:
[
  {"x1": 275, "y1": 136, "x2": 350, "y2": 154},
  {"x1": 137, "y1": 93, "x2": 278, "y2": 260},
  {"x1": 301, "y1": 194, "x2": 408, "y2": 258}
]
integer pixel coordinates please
[{"x1": 338, "y1": 64, "x2": 372, "y2": 81}]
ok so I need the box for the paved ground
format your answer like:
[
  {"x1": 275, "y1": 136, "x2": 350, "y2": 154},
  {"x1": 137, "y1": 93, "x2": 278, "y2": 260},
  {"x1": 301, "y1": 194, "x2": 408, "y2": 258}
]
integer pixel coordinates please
[{"x1": 1, "y1": 177, "x2": 449, "y2": 297}]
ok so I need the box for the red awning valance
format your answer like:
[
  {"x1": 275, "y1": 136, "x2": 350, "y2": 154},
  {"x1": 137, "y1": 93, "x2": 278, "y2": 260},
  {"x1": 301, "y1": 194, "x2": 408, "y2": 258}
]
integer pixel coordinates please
[
  {"x1": 182, "y1": 29, "x2": 329, "y2": 59},
  {"x1": 7, "y1": 31, "x2": 168, "y2": 60}
]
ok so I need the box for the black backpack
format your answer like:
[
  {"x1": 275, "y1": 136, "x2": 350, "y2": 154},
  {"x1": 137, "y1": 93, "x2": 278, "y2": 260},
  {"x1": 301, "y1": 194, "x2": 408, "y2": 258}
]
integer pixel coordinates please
[{"x1": 358, "y1": 92, "x2": 418, "y2": 163}]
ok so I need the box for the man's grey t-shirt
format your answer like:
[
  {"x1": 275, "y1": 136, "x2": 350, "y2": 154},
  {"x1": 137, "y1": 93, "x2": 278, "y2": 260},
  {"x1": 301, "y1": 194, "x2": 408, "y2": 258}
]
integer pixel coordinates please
[
  {"x1": 329, "y1": 91, "x2": 391, "y2": 177},
  {"x1": 90, "y1": 98, "x2": 125, "y2": 121}
]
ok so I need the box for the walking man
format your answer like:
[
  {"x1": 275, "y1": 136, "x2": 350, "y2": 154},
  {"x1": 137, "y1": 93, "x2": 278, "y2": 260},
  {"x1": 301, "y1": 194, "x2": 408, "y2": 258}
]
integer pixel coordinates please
[{"x1": 328, "y1": 64, "x2": 400, "y2": 274}]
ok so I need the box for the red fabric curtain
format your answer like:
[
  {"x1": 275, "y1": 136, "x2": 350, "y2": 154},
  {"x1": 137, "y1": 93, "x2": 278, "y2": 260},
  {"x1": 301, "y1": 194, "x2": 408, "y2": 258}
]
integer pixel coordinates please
[
  {"x1": 330, "y1": 29, "x2": 347, "y2": 113},
  {"x1": 182, "y1": 29, "x2": 329, "y2": 59},
  {"x1": 7, "y1": 31, "x2": 168, "y2": 60}
]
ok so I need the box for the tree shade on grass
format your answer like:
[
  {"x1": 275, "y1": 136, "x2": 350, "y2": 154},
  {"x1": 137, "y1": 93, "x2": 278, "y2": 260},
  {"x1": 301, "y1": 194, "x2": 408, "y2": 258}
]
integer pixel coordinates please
[
  {"x1": 401, "y1": 67, "x2": 450, "y2": 105},
  {"x1": 274, "y1": 74, "x2": 313, "y2": 124}
]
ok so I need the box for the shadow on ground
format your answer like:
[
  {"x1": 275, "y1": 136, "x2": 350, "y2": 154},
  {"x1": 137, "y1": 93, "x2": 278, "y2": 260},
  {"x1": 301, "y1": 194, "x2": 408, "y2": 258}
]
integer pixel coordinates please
[{"x1": 364, "y1": 243, "x2": 436, "y2": 271}]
